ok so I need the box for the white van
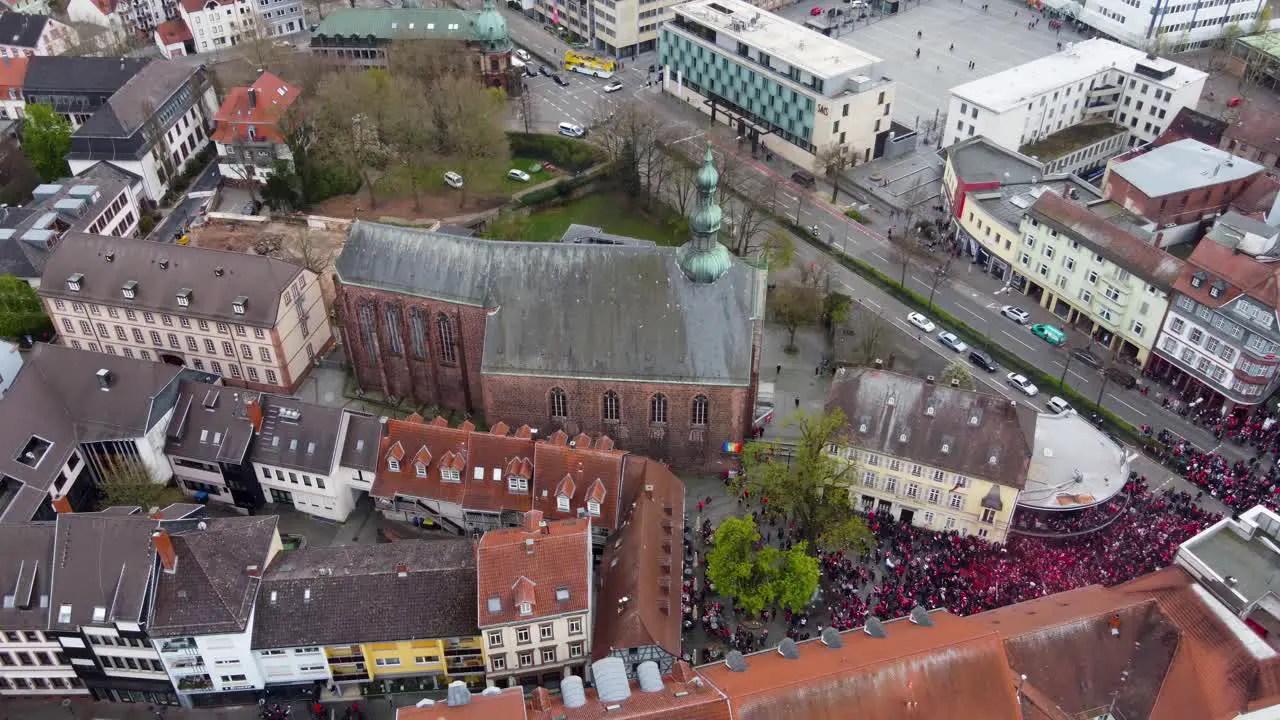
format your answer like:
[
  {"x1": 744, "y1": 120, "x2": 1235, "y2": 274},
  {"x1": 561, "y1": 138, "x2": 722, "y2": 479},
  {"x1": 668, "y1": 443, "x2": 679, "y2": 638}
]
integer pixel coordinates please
[
  {"x1": 558, "y1": 122, "x2": 586, "y2": 138},
  {"x1": 443, "y1": 171, "x2": 464, "y2": 189},
  {"x1": 515, "y1": 48, "x2": 531, "y2": 62}
]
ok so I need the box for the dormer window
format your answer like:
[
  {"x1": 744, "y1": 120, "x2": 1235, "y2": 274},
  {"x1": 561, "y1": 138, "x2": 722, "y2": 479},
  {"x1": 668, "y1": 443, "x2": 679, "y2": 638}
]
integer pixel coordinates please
[
  {"x1": 441, "y1": 468, "x2": 460, "y2": 483},
  {"x1": 415, "y1": 462, "x2": 426, "y2": 478},
  {"x1": 587, "y1": 500, "x2": 601, "y2": 516},
  {"x1": 519, "y1": 602, "x2": 532, "y2": 616},
  {"x1": 387, "y1": 458, "x2": 400, "y2": 472},
  {"x1": 1191, "y1": 271, "x2": 1208, "y2": 289},
  {"x1": 122, "y1": 280, "x2": 137, "y2": 299},
  {"x1": 1209, "y1": 280, "x2": 1226, "y2": 299},
  {"x1": 66, "y1": 273, "x2": 83, "y2": 292},
  {"x1": 176, "y1": 288, "x2": 192, "y2": 307},
  {"x1": 232, "y1": 295, "x2": 248, "y2": 315},
  {"x1": 508, "y1": 476, "x2": 528, "y2": 493},
  {"x1": 557, "y1": 495, "x2": 570, "y2": 512}
]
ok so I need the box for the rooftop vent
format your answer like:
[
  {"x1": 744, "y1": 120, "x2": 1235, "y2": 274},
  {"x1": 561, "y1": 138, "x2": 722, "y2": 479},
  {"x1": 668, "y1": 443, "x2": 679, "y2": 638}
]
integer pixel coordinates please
[
  {"x1": 777, "y1": 638, "x2": 800, "y2": 659},
  {"x1": 445, "y1": 681, "x2": 471, "y2": 707},
  {"x1": 864, "y1": 616, "x2": 887, "y2": 638},
  {"x1": 820, "y1": 627, "x2": 843, "y2": 648},
  {"x1": 637, "y1": 661, "x2": 664, "y2": 692},
  {"x1": 159, "y1": 257, "x2": 169, "y2": 270},
  {"x1": 214, "y1": 266, "x2": 224, "y2": 277},
  {"x1": 104, "y1": 250, "x2": 114, "y2": 263},
  {"x1": 924, "y1": 406, "x2": 935, "y2": 417},
  {"x1": 910, "y1": 606, "x2": 934, "y2": 626},
  {"x1": 592, "y1": 657, "x2": 631, "y2": 703},
  {"x1": 561, "y1": 676, "x2": 587, "y2": 708},
  {"x1": 96, "y1": 368, "x2": 113, "y2": 390},
  {"x1": 724, "y1": 650, "x2": 748, "y2": 672}
]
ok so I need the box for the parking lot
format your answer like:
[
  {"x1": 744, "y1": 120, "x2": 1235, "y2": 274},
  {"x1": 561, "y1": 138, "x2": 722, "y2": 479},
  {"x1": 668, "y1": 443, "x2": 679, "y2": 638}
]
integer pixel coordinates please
[
  {"x1": 774, "y1": 0, "x2": 1090, "y2": 137},
  {"x1": 514, "y1": 58, "x2": 654, "y2": 132}
]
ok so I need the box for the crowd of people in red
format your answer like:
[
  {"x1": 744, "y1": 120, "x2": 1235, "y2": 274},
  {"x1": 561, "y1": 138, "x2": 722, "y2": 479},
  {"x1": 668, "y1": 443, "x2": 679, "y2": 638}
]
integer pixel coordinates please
[{"x1": 1156, "y1": 429, "x2": 1280, "y2": 513}]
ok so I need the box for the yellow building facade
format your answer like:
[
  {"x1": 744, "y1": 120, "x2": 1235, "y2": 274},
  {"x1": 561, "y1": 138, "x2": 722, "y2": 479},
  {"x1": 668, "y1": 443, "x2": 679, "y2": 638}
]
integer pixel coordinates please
[{"x1": 323, "y1": 636, "x2": 486, "y2": 691}]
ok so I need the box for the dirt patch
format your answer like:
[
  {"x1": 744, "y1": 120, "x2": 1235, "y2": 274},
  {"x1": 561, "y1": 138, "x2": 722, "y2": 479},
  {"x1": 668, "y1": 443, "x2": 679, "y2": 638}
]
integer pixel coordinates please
[
  {"x1": 312, "y1": 185, "x2": 508, "y2": 224},
  {"x1": 187, "y1": 219, "x2": 348, "y2": 307}
]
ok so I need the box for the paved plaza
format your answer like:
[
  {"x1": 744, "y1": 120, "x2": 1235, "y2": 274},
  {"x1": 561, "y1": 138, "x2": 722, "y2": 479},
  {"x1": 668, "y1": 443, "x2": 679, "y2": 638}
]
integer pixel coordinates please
[{"x1": 775, "y1": 0, "x2": 1091, "y2": 137}]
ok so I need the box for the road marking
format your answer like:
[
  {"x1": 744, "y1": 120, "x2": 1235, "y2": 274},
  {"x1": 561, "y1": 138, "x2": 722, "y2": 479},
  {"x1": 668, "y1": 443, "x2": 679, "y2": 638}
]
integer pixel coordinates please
[
  {"x1": 955, "y1": 304, "x2": 985, "y2": 323},
  {"x1": 1108, "y1": 395, "x2": 1148, "y2": 418},
  {"x1": 1001, "y1": 330, "x2": 1036, "y2": 352},
  {"x1": 870, "y1": 251, "x2": 889, "y2": 264}
]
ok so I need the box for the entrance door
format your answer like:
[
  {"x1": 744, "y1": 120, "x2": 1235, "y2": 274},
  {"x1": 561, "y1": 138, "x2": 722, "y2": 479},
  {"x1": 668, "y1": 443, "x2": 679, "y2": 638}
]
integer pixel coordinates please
[
  {"x1": 899, "y1": 508, "x2": 915, "y2": 525},
  {"x1": 876, "y1": 499, "x2": 892, "y2": 515},
  {"x1": 861, "y1": 495, "x2": 875, "y2": 513}
]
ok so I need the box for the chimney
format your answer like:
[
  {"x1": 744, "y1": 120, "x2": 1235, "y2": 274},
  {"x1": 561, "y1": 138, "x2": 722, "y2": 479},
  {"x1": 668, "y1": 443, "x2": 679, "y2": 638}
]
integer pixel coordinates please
[
  {"x1": 247, "y1": 88, "x2": 256, "y2": 109},
  {"x1": 246, "y1": 564, "x2": 260, "y2": 578},
  {"x1": 671, "y1": 660, "x2": 695, "y2": 684},
  {"x1": 152, "y1": 530, "x2": 178, "y2": 574},
  {"x1": 644, "y1": 484, "x2": 654, "y2": 500},
  {"x1": 245, "y1": 396, "x2": 264, "y2": 432},
  {"x1": 524, "y1": 538, "x2": 535, "y2": 555},
  {"x1": 395, "y1": 564, "x2": 408, "y2": 578},
  {"x1": 96, "y1": 368, "x2": 113, "y2": 390},
  {"x1": 529, "y1": 687, "x2": 553, "y2": 712},
  {"x1": 524, "y1": 510, "x2": 544, "y2": 532}
]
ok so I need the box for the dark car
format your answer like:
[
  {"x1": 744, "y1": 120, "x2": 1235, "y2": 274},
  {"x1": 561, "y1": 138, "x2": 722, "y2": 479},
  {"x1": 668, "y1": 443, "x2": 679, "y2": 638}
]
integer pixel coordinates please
[
  {"x1": 1105, "y1": 367, "x2": 1138, "y2": 389},
  {"x1": 553, "y1": 74, "x2": 569, "y2": 86},
  {"x1": 968, "y1": 349, "x2": 998, "y2": 373},
  {"x1": 538, "y1": 65, "x2": 551, "y2": 76},
  {"x1": 791, "y1": 170, "x2": 817, "y2": 188},
  {"x1": 1071, "y1": 348, "x2": 1103, "y2": 370}
]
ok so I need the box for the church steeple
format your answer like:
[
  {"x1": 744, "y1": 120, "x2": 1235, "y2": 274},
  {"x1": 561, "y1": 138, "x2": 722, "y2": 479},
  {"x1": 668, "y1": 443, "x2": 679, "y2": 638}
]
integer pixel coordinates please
[{"x1": 677, "y1": 145, "x2": 733, "y2": 283}]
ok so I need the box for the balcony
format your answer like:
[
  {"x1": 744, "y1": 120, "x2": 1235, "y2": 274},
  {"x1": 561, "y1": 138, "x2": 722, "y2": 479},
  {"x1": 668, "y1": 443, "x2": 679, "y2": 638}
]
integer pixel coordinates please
[
  {"x1": 159, "y1": 638, "x2": 197, "y2": 654},
  {"x1": 176, "y1": 674, "x2": 213, "y2": 692},
  {"x1": 1083, "y1": 98, "x2": 1118, "y2": 115}
]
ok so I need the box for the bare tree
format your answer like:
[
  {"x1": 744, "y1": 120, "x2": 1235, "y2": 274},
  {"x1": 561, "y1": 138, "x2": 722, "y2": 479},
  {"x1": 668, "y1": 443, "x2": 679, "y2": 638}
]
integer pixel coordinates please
[
  {"x1": 853, "y1": 307, "x2": 888, "y2": 366},
  {"x1": 926, "y1": 255, "x2": 953, "y2": 311},
  {"x1": 280, "y1": 227, "x2": 336, "y2": 274},
  {"x1": 596, "y1": 99, "x2": 667, "y2": 208},
  {"x1": 670, "y1": 162, "x2": 697, "y2": 216},
  {"x1": 308, "y1": 71, "x2": 393, "y2": 208},
  {"x1": 814, "y1": 143, "x2": 859, "y2": 203}
]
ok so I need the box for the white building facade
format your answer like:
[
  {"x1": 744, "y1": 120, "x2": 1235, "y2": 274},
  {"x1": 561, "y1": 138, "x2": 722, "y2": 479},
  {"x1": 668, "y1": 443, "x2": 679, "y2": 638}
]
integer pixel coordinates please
[
  {"x1": 154, "y1": 627, "x2": 265, "y2": 704},
  {"x1": 0, "y1": 630, "x2": 85, "y2": 697},
  {"x1": 1048, "y1": 0, "x2": 1273, "y2": 52},
  {"x1": 945, "y1": 38, "x2": 1206, "y2": 152},
  {"x1": 179, "y1": 0, "x2": 261, "y2": 54}
]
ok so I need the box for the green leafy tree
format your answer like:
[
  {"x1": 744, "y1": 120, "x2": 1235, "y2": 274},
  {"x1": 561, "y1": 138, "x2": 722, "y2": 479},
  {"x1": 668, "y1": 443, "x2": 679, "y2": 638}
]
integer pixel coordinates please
[
  {"x1": 739, "y1": 408, "x2": 874, "y2": 556},
  {"x1": 1252, "y1": 6, "x2": 1272, "y2": 35},
  {"x1": 705, "y1": 516, "x2": 820, "y2": 615},
  {"x1": 0, "y1": 276, "x2": 52, "y2": 339},
  {"x1": 261, "y1": 161, "x2": 303, "y2": 212},
  {"x1": 22, "y1": 104, "x2": 72, "y2": 182},
  {"x1": 940, "y1": 357, "x2": 975, "y2": 390},
  {"x1": 98, "y1": 456, "x2": 172, "y2": 511}
]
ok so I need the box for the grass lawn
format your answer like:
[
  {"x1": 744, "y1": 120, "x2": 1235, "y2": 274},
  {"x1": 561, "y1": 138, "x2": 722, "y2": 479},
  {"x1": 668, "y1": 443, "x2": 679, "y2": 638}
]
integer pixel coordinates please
[
  {"x1": 376, "y1": 157, "x2": 561, "y2": 198},
  {"x1": 500, "y1": 157, "x2": 561, "y2": 192},
  {"x1": 521, "y1": 193, "x2": 681, "y2": 245}
]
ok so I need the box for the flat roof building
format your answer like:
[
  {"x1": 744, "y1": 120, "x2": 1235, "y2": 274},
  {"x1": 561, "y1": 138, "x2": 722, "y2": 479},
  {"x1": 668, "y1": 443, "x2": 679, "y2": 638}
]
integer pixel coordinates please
[{"x1": 1019, "y1": 411, "x2": 1132, "y2": 511}]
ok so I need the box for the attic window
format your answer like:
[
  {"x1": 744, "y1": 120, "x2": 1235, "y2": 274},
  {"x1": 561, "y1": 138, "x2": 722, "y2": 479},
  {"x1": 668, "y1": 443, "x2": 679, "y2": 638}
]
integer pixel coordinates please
[
  {"x1": 519, "y1": 602, "x2": 532, "y2": 616},
  {"x1": 122, "y1": 280, "x2": 137, "y2": 299},
  {"x1": 67, "y1": 273, "x2": 83, "y2": 292},
  {"x1": 924, "y1": 406, "x2": 935, "y2": 417},
  {"x1": 57, "y1": 604, "x2": 71, "y2": 624},
  {"x1": 441, "y1": 468, "x2": 461, "y2": 483},
  {"x1": 176, "y1": 288, "x2": 192, "y2": 307},
  {"x1": 388, "y1": 458, "x2": 400, "y2": 472},
  {"x1": 415, "y1": 462, "x2": 426, "y2": 478},
  {"x1": 557, "y1": 495, "x2": 570, "y2": 512},
  {"x1": 487, "y1": 597, "x2": 501, "y2": 613},
  {"x1": 92, "y1": 606, "x2": 106, "y2": 623},
  {"x1": 555, "y1": 587, "x2": 570, "y2": 601},
  {"x1": 587, "y1": 500, "x2": 601, "y2": 516},
  {"x1": 1209, "y1": 280, "x2": 1226, "y2": 299},
  {"x1": 232, "y1": 295, "x2": 248, "y2": 315},
  {"x1": 508, "y1": 476, "x2": 529, "y2": 493},
  {"x1": 1190, "y1": 271, "x2": 1208, "y2": 289}
]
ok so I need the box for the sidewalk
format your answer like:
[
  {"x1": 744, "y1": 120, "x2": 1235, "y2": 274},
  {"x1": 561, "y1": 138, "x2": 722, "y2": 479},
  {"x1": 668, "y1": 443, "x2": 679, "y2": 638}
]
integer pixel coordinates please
[{"x1": 0, "y1": 695, "x2": 433, "y2": 720}]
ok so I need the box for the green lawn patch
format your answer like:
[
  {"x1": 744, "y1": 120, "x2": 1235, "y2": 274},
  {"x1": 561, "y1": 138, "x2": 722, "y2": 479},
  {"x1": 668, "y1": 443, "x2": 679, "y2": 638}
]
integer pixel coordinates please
[{"x1": 520, "y1": 193, "x2": 680, "y2": 245}]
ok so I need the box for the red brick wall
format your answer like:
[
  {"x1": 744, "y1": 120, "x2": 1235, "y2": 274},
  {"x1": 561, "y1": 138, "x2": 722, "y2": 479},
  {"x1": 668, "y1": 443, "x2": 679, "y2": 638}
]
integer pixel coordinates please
[{"x1": 1104, "y1": 170, "x2": 1260, "y2": 227}]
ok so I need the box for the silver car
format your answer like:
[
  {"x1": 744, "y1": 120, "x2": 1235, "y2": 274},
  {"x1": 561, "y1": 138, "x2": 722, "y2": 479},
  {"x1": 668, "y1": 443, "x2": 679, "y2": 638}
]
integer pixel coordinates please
[
  {"x1": 938, "y1": 331, "x2": 968, "y2": 353},
  {"x1": 1006, "y1": 373, "x2": 1039, "y2": 397},
  {"x1": 1001, "y1": 306, "x2": 1030, "y2": 324}
]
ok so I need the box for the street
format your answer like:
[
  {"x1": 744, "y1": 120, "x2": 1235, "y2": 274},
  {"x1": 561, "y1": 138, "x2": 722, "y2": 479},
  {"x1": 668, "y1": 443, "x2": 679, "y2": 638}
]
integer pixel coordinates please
[{"x1": 149, "y1": 163, "x2": 220, "y2": 243}]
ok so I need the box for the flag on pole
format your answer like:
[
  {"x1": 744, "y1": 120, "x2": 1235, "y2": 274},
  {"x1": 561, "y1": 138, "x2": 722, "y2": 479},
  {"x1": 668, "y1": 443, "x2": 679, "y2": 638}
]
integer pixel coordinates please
[{"x1": 552, "y1": 4, "x2": 559, "y2": 25}]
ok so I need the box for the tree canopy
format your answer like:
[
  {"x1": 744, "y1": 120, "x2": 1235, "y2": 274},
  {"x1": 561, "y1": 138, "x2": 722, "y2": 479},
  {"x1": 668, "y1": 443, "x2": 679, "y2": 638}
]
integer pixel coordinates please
[
  {"x1": 0, "y1": 275, "x2": 52, "y2": 340},
  {"x1": 22, "y1": 104, "x2": 71, "y2": 182},
  {"x1": 97, "y1": 456, "x2": 172, "y2": 511},
  {"x1": 705, "y1": 516, "x2": 820, "y2": 615}
]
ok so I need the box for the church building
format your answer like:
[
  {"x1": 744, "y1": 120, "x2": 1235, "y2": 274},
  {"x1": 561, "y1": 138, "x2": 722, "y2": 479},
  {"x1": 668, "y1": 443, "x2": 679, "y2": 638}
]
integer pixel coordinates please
[{"x1": 332, "y1": 149, "x2": 766, "y2": 469}]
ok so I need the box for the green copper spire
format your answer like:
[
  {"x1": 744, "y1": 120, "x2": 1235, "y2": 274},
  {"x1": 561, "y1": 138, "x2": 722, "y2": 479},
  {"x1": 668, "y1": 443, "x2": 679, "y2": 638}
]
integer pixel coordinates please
[
  {"x1": 677, "y1": 144, "x2": 733, "y2": 284},
  {"x1": 474, "y1": 0, "x2": 512, "y2": 53}
]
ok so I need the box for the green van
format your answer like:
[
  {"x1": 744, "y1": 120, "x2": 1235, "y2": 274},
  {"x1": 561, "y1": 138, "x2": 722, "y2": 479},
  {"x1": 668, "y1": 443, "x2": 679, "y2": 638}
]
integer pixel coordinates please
[{"x1": 1031, "y1": 324, "x2": 1066, "y2": 346}]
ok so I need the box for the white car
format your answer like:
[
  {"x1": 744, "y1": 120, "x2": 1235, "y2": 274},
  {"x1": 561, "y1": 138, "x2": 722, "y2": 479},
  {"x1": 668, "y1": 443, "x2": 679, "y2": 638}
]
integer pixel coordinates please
[
  {"x1": 443, "y1": 171, "x2": 463, "y2": 189},
  {"x1": 558, "y1": 122, "x2": 586, "y2": 138},
  {"x1": 906, "y1": 312, "x2": 936, "y2": 333},
  {"x1": 604, "y1": 80, "x2": 624, "y2": 93},
  {"x1": 1006, "y1": 373, "x2": 1039, "y2": 397},
  {"x1": 937, "y1": 331, "x2": 967, "y2": 353},
  {"x1": 507, "y1": 169, "x2": 531, "y2": 183},
  {"x1": 1046, "y1": 396, "x2": 1075, "y2": 415},
  {"x1": 1001, "y1": 306, "x2": 1030, "y2": 324}
]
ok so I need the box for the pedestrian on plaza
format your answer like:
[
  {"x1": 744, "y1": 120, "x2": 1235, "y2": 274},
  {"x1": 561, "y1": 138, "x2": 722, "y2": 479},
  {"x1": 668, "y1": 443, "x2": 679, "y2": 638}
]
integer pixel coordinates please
[
  {"x1": 949, "y1": 43, "x2": 954, "y2": 51},
  {"x1": 794, "y1": 397, "x2": 800, "y2": 408},
  {"x1": 915, "y1": 47, "x2": 921, "y2": 58},
  {"x1": 698, "y1": 500, "x2": 704, "y2": 513}
]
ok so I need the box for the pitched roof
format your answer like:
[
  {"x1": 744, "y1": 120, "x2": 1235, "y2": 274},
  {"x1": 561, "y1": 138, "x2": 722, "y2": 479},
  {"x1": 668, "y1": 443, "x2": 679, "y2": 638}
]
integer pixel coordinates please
[
  {"x1": 698, "y1": 611, "x2": 1022, "y2": 720},
  {"x1": 336, "y1": 221, "x2": 764, "y2": 386},
  {"x1": 74, "y1": 60, "x2": 201, "y2": 138},
  {"x1": 531, "y1": 434, "x2": 626, "y2": 528},
  {"x1": 371, "y1": 416, "x2": 489, "y2": 509},
  {"x1": 164, "y1": 381, "x2": 256, "y2": 465},
  {"x1": 1029, "y1": 191, "x2": 1186, "y2": 289},
  {"x1": 476, "y1": 517, "x2": 591, "y2": 627},
  {"x1": 154, "y1": 18, "x2": 191, "y2": 45},
  {"x1": 48, "y1": 512, "x2": 161, "y2": 630},
  {"x1": 1109, "y1": 138, "x2": 1264, "y2": 198},
  {"x1": 1173, "y1": 235, "x2": 1280, "y2": 309},
  {"x1": 39, "y1": 233, "x2": 303, "y2": 327},
  {"x1": 0, "y1": 12, "x2": 50, "y2": 48},
  {"x1": 1224, "y1": 106, "x2": 1280, "y2": 161},
  {"x1": 1153, "y1": 107, "x2": 1227, "y2": 149},
  {"x1": 526, "y1": 661, "x2": 731, "y2": 720},
  {"x1": 249, "y1": 394, "x2": 344, "y2": 475},
  {"x1": 0, "y1": 522, "x2": 55, "y2": 630},
  {"x1": 825, "y1": 367, "x2": 1038, "y2": 490},
  {"x1": 0, "y1": 56, "x2": 28, "y2": 93},
  {"x1": 252, "y1": 539, "x2": 477, "y2": 648},
  {"x1": 313, "y1": 7, "x2": 482, "y2": 42},
  {"x1": 592, "y1": 458, "x2": 685, "y2": 660},
  {"x1": 148, "y1": 516, "x2": 279, "y2": 637},
  {"x1": 22, "y1": 56, "x2": 150, "y2": 96},
  {"x1": 210, "y1": 72, "x2": 300, "y2": 145},
  {"x1": 397, "y1": 687, "x2": 528, "y2": 720}
]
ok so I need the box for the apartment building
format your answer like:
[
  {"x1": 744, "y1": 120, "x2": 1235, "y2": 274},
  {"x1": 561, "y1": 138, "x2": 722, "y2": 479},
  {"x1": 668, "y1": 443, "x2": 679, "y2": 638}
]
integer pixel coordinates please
[
  {"x1": 67, "y1": 61, "x2": 219, "y2": 204},
  {"x1": 1055, "y1": 0, "x2": 1270, "y2": 52},
  {"x1": 251, "y1": 540, "x2": 484, "y2": 696},
  {"x1": 659, "y1": 0, "x2": 898, "y2": 170},
  {"x1": 253, "y1": 0, "x2": 301, "y2": 37},
  {"x1": 178, "y1": 0, "x2": 261, "y2": 53},
  {"x1": 1149, "y1": 215, "x2": 1280, "y2": 410},
  {"x1": 212, "y1": 72, "x2": 299, "y2": 183},
  {"x1": 477, "y1": 513, "x2": 593, "y2": 687},
  {"x1": 944, "y1": 39, "x2": 1206, "y2": 154},
  {"x1": 824, "y1": 367, "x2": 1037, "y2": 543},
  {"x1": 0, "y1": 56, "x2": 25, "y2": 121},
  {"x1": 0, "y1": 523, "x2": 85, "y2": 698},
  {"x1": 38, "y1": 233, "x2": 333, "y2": 394},
  {"x1": 68, "y1": 0, "x2": 179, "y2": 36},
  {"x1": 0, "y1": 343, "x2": 214, "y2": 522},
  {"x1": 1103, "y1": 139, "x2": 1265, "y2": 246},
  {"x1": 163, "y1": 380, "x2": 265, "y2": 511},
  {"x1": 0, "y1": 12, "x2": 78, "y2": 58},
  {"x1": 21, "y1": 56, "x2": 151, "y2": 129},
  {"x1": 1018, "y1": 190, "x2": 1184, "y2": 366}
]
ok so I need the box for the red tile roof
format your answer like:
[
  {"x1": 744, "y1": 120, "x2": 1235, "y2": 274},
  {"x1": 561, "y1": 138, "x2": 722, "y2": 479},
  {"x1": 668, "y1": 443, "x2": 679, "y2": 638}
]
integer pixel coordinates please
[
  {"x1": 592, "y1": 457, "x2": 685, "y2": 661},
  {"x1": 532, "y1": 435, "x2": 626, "y2": 529},
  {"x1": 1173, "y1": 236, "x2": 1280, "y2": 309},
  {"x1": 372, "y1": 418, "x2": 471, "y2": 508},
  {"x1": 180, "y1": 0, "x2": 232, "y2": 14},
  {"x1": 397, "y1": 686, "x2": 528, "y2": 720},
  {"x1": 0, "y1": 56, "x2": 27, "y2": 95},
  {"x1": 698, "y1": 611, "x2": 1023, "y2": 720},
  {"x1": 1225, "y1": 106, "x2": 1280, "y2": 160},
  {"x1": 526, "y1": 661, "x2": 731, "y2": 720},
  {"x1": 210, "y1": 71, "x2": 300, "y2": 145},
  {"x1": 155, "y1": 18, "x2": 191, "y2": 45},
  {"x1": 475, "y1": 517, "x2": 591, "y2": 627},
  {"x1": 1231, "y1": 174, "x2": 1280, "y2": 221}
]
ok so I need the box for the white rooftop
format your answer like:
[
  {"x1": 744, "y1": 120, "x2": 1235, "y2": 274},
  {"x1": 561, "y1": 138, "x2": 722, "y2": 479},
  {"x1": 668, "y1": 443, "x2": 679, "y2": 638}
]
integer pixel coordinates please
[
  {"x1": 1020, "y1": 411, "x2": 1130, "y2": 510},
  {"x1": 1111, "y1": 138, "x2": 1264, "y2": 198},
  {"x1": 671, "y1": 0, "x2": 880, "y2": 78},
  {"x1": 949, "y1": 38, "x2": 1207, "y2": 113}
]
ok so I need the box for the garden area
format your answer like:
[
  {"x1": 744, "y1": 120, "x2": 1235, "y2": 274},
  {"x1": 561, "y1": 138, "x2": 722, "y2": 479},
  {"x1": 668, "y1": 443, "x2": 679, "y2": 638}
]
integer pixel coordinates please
[{"x1": 493, "y1": 191, "x2": 683, "y2": 244}]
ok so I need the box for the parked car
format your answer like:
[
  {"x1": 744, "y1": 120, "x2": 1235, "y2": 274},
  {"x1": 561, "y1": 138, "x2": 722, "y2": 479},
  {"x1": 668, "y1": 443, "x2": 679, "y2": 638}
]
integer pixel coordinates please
[
  {"x1": 906, "y1": 312, "x2": 936, "y2": 333},
  {"x1": 604, "y1": 80, "x2": 624, "y2": 93},
  {"x1": 553, "y1": 73, "x2": 570, "y2": 86},
  {"x1": 791, "y1": 170, "x2": 817, "y2": 188},
  {"x1": 538, "y1": 65, "x2": 551, "y2": 76},
  {"x1": 1046, "y1": 396, "x2": 1075, "y2": 415},
  {"x1": 1031, "y1": 323, "x2": 1066, "y2": 346},
  {"x1": 938, "y1": 331, "x2": 968, "y2": 353},
  {"x1": 968, "y1": 349, "x2": 998, "y2": 373},
  {"x1": 1105, "y1": 367, "x2": 1138, "y2": 389},
  {"x1": 1071, "y1": 348, "x2": 1103, "y2": 370},
  {"x1": 515, "y1": 48, "x2": 531, "y2": 62},
  {"x1": 1000, "y1": 305, "x2": 1030, "y2": 324},
  {"x1": 558, "y1": 121, "x2": 586, "y2": 137},
  {"x1": 507, "y1": 169, "x2": 532, "y2": 183},
  {"x1": 443, "y1": 171, "x2": 464, "y2": 189},
  {"x1": 809, "y1": 6, "x2": 824, "y2": 14},
  {"x1": 1006, "y1": 373, "x2": 1039, "y2": 397}
]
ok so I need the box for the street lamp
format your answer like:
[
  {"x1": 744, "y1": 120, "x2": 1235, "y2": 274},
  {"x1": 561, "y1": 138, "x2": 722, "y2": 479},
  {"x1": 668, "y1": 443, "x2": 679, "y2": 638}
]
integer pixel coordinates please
[{"x1": 1059, "y1": 345, "x2": 1074, "y2": 389}]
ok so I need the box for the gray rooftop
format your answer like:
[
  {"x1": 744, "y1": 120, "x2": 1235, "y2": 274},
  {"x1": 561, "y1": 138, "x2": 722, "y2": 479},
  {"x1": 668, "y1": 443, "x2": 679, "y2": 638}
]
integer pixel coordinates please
[
  {"x1": 48, "y1": 512, "x2": 159, "y2": 630},
  {"x1": 1021, "y1": 412, "x2": 1131, "y2": 510},
  {"x1": 825, "y1": 367, "x2": 1038, "y2": 490},
  {"x1": 164, "y1": 381, "x2": 257, "y2": 466},
  {"x1": 336, "y1": 221, "x2": 765, "y2": 385},
  {"x1": 39, "y1": 233, "x2": 304, "y2": 328},
  {"x1": 249, "y1": 395, "x2": 343, "y2": 476},
  {"x1": 3, "y1": 164, "x2": 139, "y2": 242},
  {"x1": 0, "y1": 484, "x2": 49, "y2": 524},
  {"x1": 947, "y1": 136, "x2": 1044, "y2": 186},
  {"x1": 0, "y1": 522, "x2": 55, "y2": 630},
  {"x1": 1110, "y1": 139, "x2": 1265, "y2": 198},
  {"x1": 75, "y1": 61, "x2": 204, "y2": 139},
  {"x1": 148, "y1": 516, "x2": 279, "y2": 637},
  {"x1": 1180, "y1": 507, "x2": 1280, "y2": 618},
  {"x1": 560, "y1": 224, "x2": 657, "y2": 247},
  {"x1": 251, "y1": 539, "x2": 477, "y2": 648},
  {"x1": 974, "y1": 177, "x2": 1103, "y2": 232},
  {"x1": 339, "y1": 412, "x2": 383, "y2": 472}
]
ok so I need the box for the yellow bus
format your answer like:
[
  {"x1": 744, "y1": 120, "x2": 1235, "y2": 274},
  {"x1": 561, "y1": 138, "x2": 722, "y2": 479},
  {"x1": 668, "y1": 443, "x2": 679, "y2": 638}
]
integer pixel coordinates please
[{"x1": 563, "y1": 50, "x2": 616, "y2": 78}]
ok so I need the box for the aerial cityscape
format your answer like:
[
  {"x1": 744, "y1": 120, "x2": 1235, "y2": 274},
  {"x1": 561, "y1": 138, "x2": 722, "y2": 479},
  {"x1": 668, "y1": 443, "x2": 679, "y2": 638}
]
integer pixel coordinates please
[{"x1": 0, "y1": 0, "x2": 1278, "y2": 715}]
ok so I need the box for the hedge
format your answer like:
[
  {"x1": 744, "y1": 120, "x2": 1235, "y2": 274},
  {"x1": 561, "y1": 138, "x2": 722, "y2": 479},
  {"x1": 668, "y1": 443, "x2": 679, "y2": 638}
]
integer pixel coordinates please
[
  {"x1": 507, "y1": 132, "x2": 602, "y2": 173},
  {"x1": 516, "y1": 172, "x2": 598, "y2": 207}
]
